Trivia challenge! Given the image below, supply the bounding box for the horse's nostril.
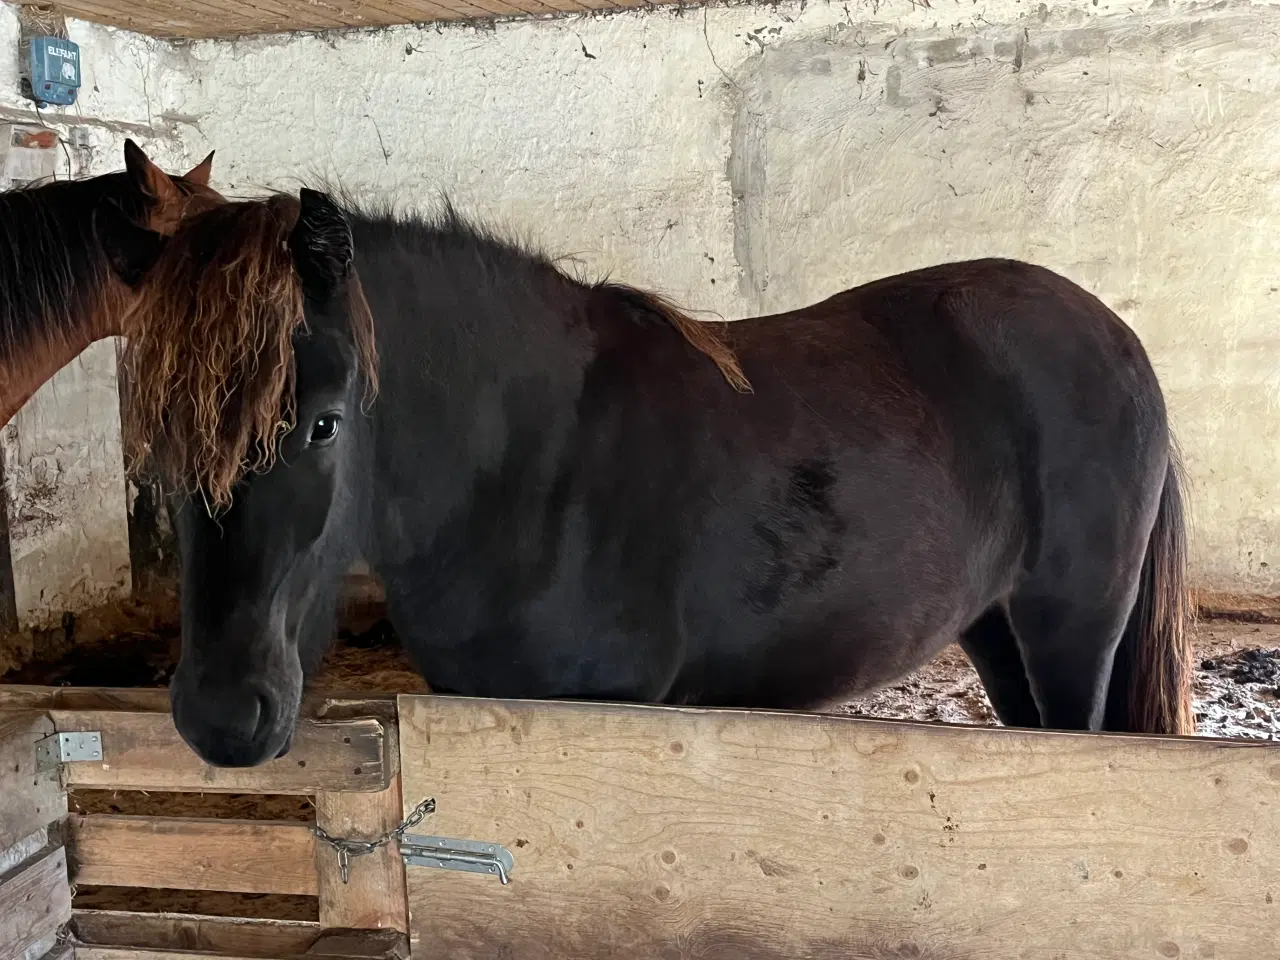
[253,693,275,743]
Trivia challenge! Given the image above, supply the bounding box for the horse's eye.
[309,413,342,445]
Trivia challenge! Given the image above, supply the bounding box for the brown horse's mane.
[346,196,751,391]
[120,193,377,510]
[597,282,751,393]
[122,192,746,508]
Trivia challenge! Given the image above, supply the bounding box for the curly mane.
[120,194,377,509]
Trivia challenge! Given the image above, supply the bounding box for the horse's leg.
[958,605,1042,728]
[1006,571,1144,732]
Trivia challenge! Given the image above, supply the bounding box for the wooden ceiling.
[43,0,660,39]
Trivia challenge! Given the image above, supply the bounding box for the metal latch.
[35,731,102,771]
[401,834,515,884]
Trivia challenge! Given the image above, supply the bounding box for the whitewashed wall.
[0,5,191,628]
[7,0,1280,605]
[167,0,1280,593]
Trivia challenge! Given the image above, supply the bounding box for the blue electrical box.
[26,36,80,107]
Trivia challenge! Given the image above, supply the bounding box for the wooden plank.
[0,688,172,713]
[50,709,390,794]
[70,922,400,960]
[72,910,320,956]
[0,845,72,960]
[398,695,1280,960]
[315,780,409,932]
[0,711,64,852]
[315,714,406,932]
[306,930,408,959]
[75,949,280,960]
[0,686,397,722]
[69,815,318,895]
[1,829,49,876]
[50,0,678,37]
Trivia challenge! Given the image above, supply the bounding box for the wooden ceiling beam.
[39,0,657,39]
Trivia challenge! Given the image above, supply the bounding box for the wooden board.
[397,695,1280,960]
[44,0,668,39]
[0,686,397,723]
[75,949,281,960]
[0,688,174,713]
[69,815,318,895]
[50,709,390,794]
[316,782,409,932]
[0,845,72,960]
[306,930,408,959]
[0,710,64,852]
[70,915,403,960]
[72,910,321,956]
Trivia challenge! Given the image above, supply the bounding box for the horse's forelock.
[122,194,308,510]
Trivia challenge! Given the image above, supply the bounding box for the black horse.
[107,188,1192,768]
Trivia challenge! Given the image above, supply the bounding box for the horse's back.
[666,258,1170,705]
[730,257,1168,520]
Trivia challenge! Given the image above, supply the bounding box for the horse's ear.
[124,139,183,208]
[289,188,354,301]
[183,150,215,187]
[94,198,164,287]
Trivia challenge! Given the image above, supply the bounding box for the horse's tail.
[1107,448,1195,735]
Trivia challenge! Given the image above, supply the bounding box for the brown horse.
[0,140,221,426]
[106,189,1192,768]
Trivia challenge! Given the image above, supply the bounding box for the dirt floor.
[7,595,1279,922]
[835,619,1280,741]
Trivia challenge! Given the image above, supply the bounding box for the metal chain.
[313,795,437,883]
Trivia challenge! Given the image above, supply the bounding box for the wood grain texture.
[0,845,72,960]
[50,709,390,794]
[0,710,64,852]
[0,686,397,723]
[71,921,402,960]
[397,695,1280,960]
[0,687,172,713]
[69,815,319,895]
[75,949,281,960]
[316,777,409,932]
[307,929,409,959]
[72,909,321,955]
[41,0,644,39]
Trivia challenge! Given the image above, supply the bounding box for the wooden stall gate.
[0,687,408,960]
[396,696,1279,960]
[2,687,1278,959]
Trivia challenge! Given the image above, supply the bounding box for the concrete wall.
[6,0,1280,602]
[0,5,193,628]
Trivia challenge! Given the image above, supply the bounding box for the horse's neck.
[0,181,125,427]
[1,310,116,426]
[365,248,592,551]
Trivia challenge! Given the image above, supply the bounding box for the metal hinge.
[401,834,515,884]
[35,730,102,771]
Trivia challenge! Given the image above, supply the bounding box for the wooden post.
[315,774,410,934]
[0,710,71,960]
[0,711,63,855]
[315,721,408,934]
